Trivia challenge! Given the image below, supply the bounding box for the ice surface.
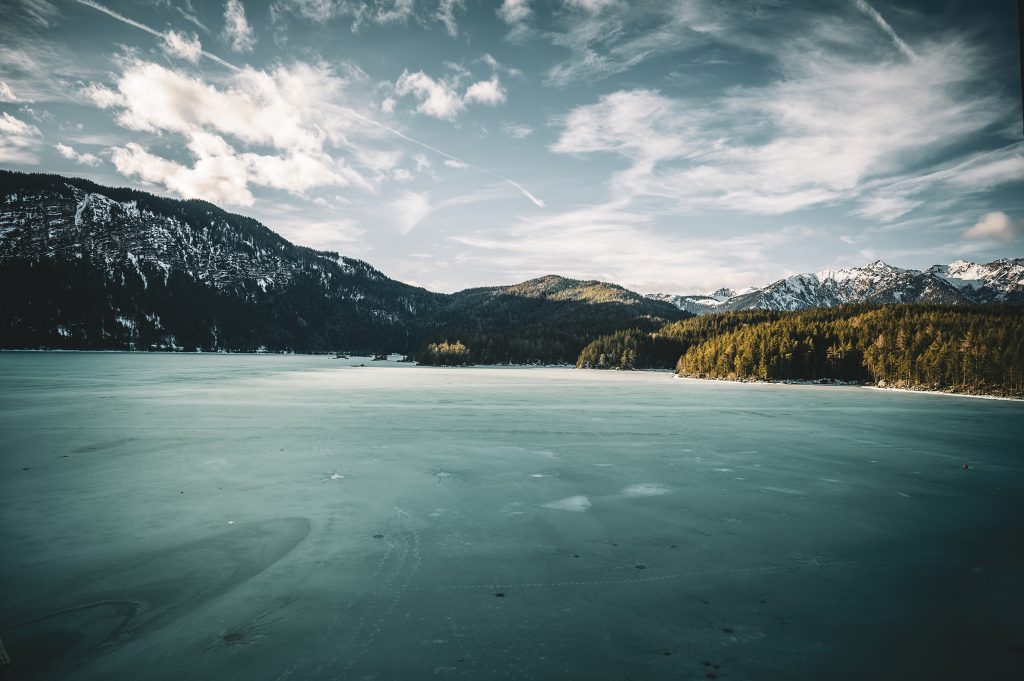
[1,353,1023,680]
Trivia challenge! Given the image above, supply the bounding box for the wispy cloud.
[73,0,239,71]
[550,32,1010,218]
[223,0,257,53]
[0,111,42,163]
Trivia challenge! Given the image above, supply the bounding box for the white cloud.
[392,190,431,234]
[497,0,531,25]
[223,0,257,53]
[394,70,465,119]
[502,123,533,139]
[449,199,803,292]
[463,78,506,106]
[0,82,18,102]
[964,212,1021,242]
[84,59,397,203]
[162,30,203,63]
[55,142,102,166]
[412,153,433,173]
[435,0,464,37]
[566,0,617,13]
[0,111,42,163]
[0,112,40,136]
[13,0,59,27]
[854,194,922,222]
[443,159,468,169]
[551,36,1009,217]
[373,0,414,24]
[391,167,412,182]
[393,70,508,119]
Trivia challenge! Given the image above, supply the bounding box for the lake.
[0,353,1022,680]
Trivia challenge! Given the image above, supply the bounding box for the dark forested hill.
[578,305,1024,397]
[419,275,690,364]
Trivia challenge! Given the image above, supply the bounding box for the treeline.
[578,304,1024,397]
[416,340,470,366]
[577,309,783,369]
[676,304,1024,396]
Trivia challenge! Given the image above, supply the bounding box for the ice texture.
[1,353,1023,680]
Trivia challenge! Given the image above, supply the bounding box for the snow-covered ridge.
[649,258,1024,314]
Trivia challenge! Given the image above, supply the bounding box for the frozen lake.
[1,353,1022,680]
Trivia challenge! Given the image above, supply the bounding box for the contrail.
[73,0,546,208]
[854,0,918,61]
[73,0,238,71]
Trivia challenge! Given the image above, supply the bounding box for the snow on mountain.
[650,258,1024,314]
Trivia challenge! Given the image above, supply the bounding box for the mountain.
[647,287,753,315]
[0,171,441,352]
[0,170,687,358]
[651,259,1024,314]
[421,275,689,364]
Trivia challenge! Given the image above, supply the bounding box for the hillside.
[0,170,688,360]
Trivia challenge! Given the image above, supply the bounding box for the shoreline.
[672,374,1024,402]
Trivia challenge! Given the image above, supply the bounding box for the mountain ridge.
[650,258,1024,314]
[0,170,687,357]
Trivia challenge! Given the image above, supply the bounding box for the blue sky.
[1,0,1021,293]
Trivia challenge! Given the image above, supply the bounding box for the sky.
[0,0,1022,294]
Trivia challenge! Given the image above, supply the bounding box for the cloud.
[162,30,203,63]
[463,78,506,106]
[964,212,1021,242]
[448,199,800,292]
[497,0,531,25]
[566,0,617,13]
[550,33,1010,217]
[502,123,533,139]
[435,0,464,37]
[0,111,42,163]
[55,142,102,166]
[85,59,388,204]
[11,0,60,28]
[394,70,465,119]
[443,159,468,169]
[393,70,507,119]
[374,0,415,25]
[271,0,463,35]
[0,112,40,137]
[854,194,922,222]
[391,167,412,182]
[392,190,431,234]
[223,0,257,53]
[0,82,19,102]
[73,0,239,71]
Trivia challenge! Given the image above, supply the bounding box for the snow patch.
[621,483,670,497]
[542,495,591,512]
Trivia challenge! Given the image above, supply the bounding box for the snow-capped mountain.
[648,287,754,315]
[0,171,441,351]
[650,259,1024,314]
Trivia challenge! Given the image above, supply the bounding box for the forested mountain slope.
[578,305,1024,397]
